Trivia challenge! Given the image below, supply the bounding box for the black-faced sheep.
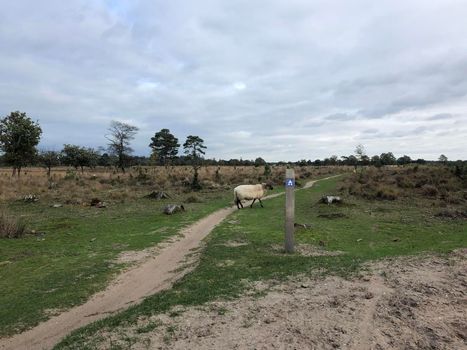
[233,183,274,209]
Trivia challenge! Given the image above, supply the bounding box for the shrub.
[375,186,398,200]
[185,195,202,203]
[64,169,77,180]
[421,184,438,197]
[0,211,27,238]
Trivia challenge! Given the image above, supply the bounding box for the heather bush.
[340,165,465,203]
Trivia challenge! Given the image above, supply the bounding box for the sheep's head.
[262,182,274,190]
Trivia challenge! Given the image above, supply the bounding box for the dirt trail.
[0,176,336,350]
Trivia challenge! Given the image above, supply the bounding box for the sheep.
[233,183,273,209]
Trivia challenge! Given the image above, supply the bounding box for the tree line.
[0,111,207,177]
[0,111,462,177]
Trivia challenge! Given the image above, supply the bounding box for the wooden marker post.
[285,168,295,253]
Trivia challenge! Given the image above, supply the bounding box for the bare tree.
[106,121,138,172]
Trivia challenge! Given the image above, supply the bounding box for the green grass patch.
[55,175,466,349]
[0,190,232,336]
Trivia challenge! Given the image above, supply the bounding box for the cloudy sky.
[1,0,466,161]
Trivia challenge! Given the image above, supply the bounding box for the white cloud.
[233,82,246,91]
[1,0,466,160]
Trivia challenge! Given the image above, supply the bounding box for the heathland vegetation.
[0,110,466,348]
[54,172,466,349]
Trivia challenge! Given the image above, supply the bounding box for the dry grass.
[0,211,27,238]
[340,165,467,206]
[0,165,348,203]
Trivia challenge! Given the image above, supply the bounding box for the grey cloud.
[325,113,357,121]
[1,0,467,160]
[425,113,454,121]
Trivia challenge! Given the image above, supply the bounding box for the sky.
[1,0,466,161]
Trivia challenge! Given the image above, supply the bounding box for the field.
[1,165,466,349]
[0,165,341,337]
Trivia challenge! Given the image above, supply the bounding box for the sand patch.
[92,250,466,350]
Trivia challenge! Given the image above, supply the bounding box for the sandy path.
[0,176,337,350]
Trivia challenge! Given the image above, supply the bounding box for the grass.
[0,190,232,337]
[0,164,343,337]
[54,175,467,349]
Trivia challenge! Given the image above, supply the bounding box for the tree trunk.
[12,167,16,177]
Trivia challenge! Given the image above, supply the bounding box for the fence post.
[285,168,295,253]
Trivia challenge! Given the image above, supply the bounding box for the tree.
[341,155,358,167]
[61,144,99,172]
[39,150,60,177]
[183,135,207,190]
[149,128,180,167]
[371,155,382,167]
[106,121,138,172]
[380,152,396,166]
[98,152,113,167]
[254,157,266,167]
[438,154,448,164]
[397,155,412,165]
[329,155,339,165]
[0,111,42,176]
[183,135,207,161]
[354,144,366,163]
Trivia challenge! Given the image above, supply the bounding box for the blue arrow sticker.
[285,178,295,187]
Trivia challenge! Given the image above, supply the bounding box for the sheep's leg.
[237,198,243,209]
[250,198,256,208]
[258,198,264,208]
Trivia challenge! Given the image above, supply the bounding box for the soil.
[0,177,337,350]
[94,249,467,350]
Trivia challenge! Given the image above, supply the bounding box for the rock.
[163,204,185,215]
[144,191,171,200]
[356,238,363,242]
[51,204,62,208]
[95,202,107,208]
[294,223,312,229]
[320,196,342,205]
[23,194,39,203]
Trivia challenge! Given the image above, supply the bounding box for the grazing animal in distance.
[233,183,274,209]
